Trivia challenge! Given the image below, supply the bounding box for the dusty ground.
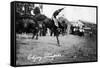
[16,34,97,65]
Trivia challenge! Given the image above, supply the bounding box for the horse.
[42,18,63,46]
[16,16,40,40]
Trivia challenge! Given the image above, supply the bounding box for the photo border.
[10,1,98,67]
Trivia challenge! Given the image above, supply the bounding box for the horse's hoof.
[32,37,34,39]
[57,44,61,47]
[36,38,38,40]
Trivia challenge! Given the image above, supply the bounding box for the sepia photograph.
[11,1,97,66]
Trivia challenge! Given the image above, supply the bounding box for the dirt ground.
[16,34,97,65]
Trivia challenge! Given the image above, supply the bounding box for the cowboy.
[52,8,64,27]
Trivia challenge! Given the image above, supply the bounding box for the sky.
[42,4,96,24]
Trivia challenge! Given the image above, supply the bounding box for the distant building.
[71,20,84,28]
